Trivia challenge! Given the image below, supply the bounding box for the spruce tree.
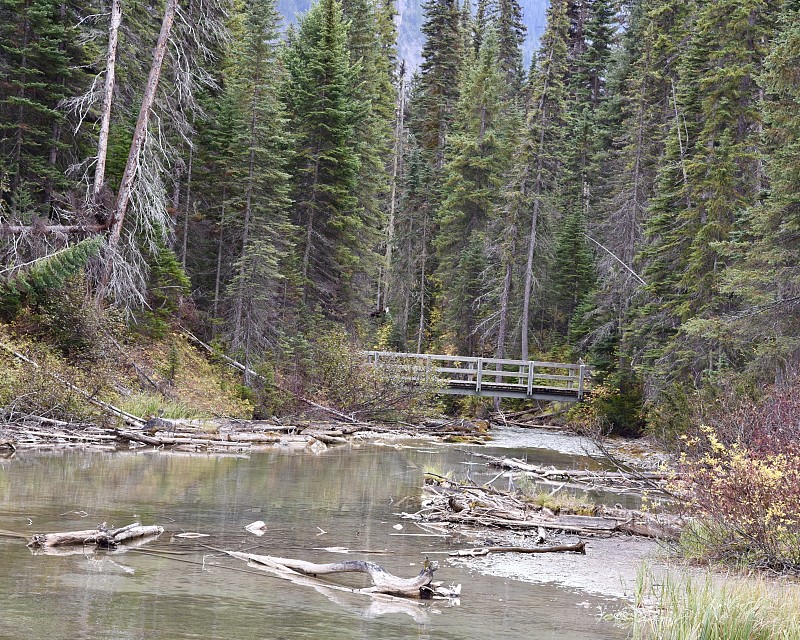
[633,0,777,383]
[508,0,570,359]
[389,135,436,351]
[496,0,526,92]
[717,0,800,378]
[0,0,90,216]
[219,0,294,377]
[417,0,463,169]
[284,0,364,320]
[341,0,398,313]
[434,30,511,354]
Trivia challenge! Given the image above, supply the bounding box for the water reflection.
[0,444,627,639]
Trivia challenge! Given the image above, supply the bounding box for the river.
[0,429,651,639]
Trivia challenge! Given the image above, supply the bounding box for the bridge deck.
[365,351,591,402]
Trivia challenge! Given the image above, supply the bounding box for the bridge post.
[476,357,483,393]
[578,362,586,400]
[527,362,535,396]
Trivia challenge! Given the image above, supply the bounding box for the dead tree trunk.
[106,0,178,254]
[93,0,122,201]
[28,522,163,548]
[382,64,406,309]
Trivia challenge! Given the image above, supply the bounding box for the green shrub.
[307,328,436,421]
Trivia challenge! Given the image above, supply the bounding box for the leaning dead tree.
[106,0,177,256]
[2,0,226,311]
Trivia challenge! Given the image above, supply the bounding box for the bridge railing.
[364,351,591,400]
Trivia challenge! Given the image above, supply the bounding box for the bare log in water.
[224,551,447,598]
[28,522,164,548]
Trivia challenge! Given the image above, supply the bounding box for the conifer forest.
[1,0,799,436]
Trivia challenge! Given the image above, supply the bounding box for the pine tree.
[551,204,595,330]
[633,0,778,383]
[508,0,570,359]
[417,0,463,169]
[389,135,436,351]
[0,0,90,216]
[496,0,526,92]
[217,0,293,378]
[191,80,245,322]
[341,0,398,313]
[284,0,364,319]
[717,0,800,378]
[627,0,700,376]
[434,30,512,354]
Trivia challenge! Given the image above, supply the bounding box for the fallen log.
[449,542,586,557]
[0,342,146,427]
[310,433,349,446]
[27,522,164,548]
[116,430,252,448]
[224,551,443,597]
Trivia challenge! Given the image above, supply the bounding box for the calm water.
[0,437,628,640]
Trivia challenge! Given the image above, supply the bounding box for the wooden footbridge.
[365,351,592,402]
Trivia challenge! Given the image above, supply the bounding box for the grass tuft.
[630,565,800,639]
[116,392,204,420]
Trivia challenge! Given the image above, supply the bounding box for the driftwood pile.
[401,474,683,542]
[463,450,680,497]
[0,335,495,454]
[0,415,494,454]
